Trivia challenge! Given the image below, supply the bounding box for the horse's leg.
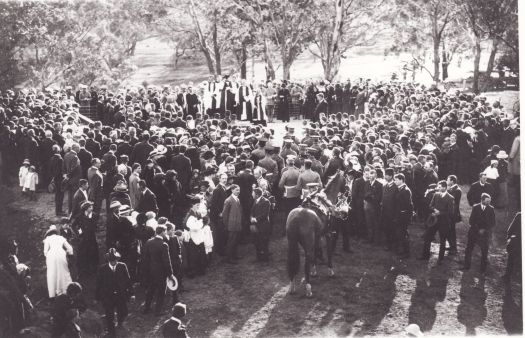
[303,231,315,298]
[311,234,318,276]
[326,232,335,277]
[287,231,300,295]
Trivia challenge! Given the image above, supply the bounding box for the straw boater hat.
[114,180,128,192]
[496,150,508,159]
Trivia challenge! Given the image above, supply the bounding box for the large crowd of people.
[0,76,521,337]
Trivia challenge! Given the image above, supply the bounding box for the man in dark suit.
[381,168,398,250]
[166,222,183,303]
[419,180,454,263]
[250,188,272,262]
[71,179,89,222]
[142,225,175,315]
[170,145,192,193]
[77,139,93,179]
[363,167,383,244]
[222,184,243,263]
[130,133,154,167]
[95,248,134,336]
[467,172,495,206]
[101,144,118,174]
[63,143,82,214]
[39,130,57,188]
[323,147,344,184]
[313,93,328,122]
[136,179,159,215]
[446,175,462,255]
[87,158,104,220]
[234,160,257,239]
[209,173,229,256]
[161,303,188,338]
[394,173,413,258]
[51,282,86,338]
[85,131,101,159]
[351,168,367,239]
[116,135,133,158]
[49,145,65,216]
[461,193,495,272]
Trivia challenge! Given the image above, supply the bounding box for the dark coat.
[395,184,413,216]
[161,317,188,338]
[250,197,271,233]
[95,262,133,302]
[381,181,398,220]
[364,179,383,207]
[136,188,159,214]
[467,181,495,206]
[209,184,229,221]
[469,203,495,231]
[313,100,328,121]
[77,148,93,179]
[142,236,174,281]
[351,177,366,208]
[130,141,154,167]
[171,154,192,193]
[448,185,462,223]
[85,138,101,159]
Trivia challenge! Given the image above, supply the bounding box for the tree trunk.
[240,44,247,79]
[325,0,344,82]
[282,56,292,80]
[263,38,275,81]
[486,39,499,74]
[472,35,481,94]
[432,38,440,83]
[212,12,221,75]
[202,48,216,75]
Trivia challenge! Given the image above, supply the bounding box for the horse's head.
[324,170,346,204]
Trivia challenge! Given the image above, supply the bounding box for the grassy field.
[1,175,521,337]
[125,37,500,88]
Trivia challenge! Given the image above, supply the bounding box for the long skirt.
[185,241,207,276]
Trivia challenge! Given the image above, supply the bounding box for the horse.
[286,169,347,297]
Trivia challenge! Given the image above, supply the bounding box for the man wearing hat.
[161,302,189,338]
[95,248,134,336]
[296,159,322,200]
[419,180,454,263]
[279,157,301,214]
[280,138,298,159]
[258,145,278,185]
[87,158,104,221]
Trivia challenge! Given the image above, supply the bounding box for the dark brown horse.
[286,169,347,297]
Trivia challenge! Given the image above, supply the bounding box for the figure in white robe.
[44,233,73,298]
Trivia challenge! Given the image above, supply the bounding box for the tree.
[232,0,318,80]
[392,0,457,83]
[309,0,390,81]
[456,0,517,92]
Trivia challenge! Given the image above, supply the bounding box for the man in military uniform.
[280,138,298,159]
[296,159,322,199]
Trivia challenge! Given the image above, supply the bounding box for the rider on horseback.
[302,183,333,217]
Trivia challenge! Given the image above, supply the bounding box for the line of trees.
[0,0,518,92]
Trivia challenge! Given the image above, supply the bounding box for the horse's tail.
[287,235,300,281]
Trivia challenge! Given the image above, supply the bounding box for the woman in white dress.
[43,225,73,298]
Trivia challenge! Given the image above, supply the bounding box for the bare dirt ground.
[0,166,522,337]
